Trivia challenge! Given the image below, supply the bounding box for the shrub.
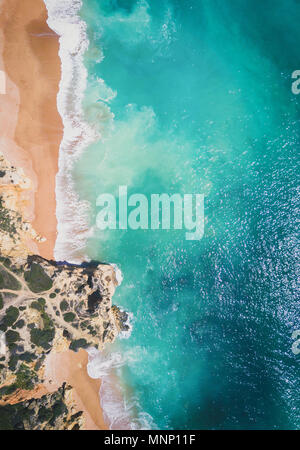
[34,355,45,372]
[19,352,35,363]
[63,312,75,323]
[59,300,68,312]
[5,306,19,326]
[24,263,53,293]
[0,384,17,399]
[0,267,21,291]
[8,354,19,371]
[15,364,35,390]
[30,301,43,312]
[41,312,54,330]
[30,328,54,350]
[14,320,25,329]
[38,407,53,422]
[69,339,88,352]
[52,400,67,420]
[6,330,20,345]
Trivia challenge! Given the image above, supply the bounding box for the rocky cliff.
[0,382,84,430]
[0,153,127,429]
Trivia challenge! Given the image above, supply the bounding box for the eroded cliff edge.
[0,153,127,429]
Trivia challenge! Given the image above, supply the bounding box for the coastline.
[44,350,107,430]
[0,0,107,430]
[0,0,60,260]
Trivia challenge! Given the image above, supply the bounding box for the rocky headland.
[0,153,127,429]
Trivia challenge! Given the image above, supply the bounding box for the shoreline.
[44,349,107,430]
[0,0,61,260]
[0,0,107,430]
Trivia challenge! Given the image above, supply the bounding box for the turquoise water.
[75,0,299,429]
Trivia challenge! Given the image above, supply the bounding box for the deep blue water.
[75,0,299,429]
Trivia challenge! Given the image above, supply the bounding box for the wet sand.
[0,0,61,260]
[45,349,108,430]
[0,0,107,430]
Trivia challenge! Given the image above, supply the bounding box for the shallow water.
[72,0,299,429]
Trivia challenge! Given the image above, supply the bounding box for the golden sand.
[0,0,107,430]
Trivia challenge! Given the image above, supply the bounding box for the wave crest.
[87,348,156,430]
[44,0,98,264]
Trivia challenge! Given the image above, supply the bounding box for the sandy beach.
[0,0,107,430]
[44,350,108,430]
[0,0,60,260]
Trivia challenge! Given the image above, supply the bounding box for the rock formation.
[0,153,127,429]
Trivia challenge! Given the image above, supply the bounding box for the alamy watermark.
[96,186,205,241]
[291,70,300,94]
[292,330,300,355]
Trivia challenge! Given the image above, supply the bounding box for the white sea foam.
[119,311,134,340]
[44,0,97,264]
[111,263,124,286]
[87,348,156,430]
[43,0,149,430]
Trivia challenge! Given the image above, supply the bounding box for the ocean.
[45,0,299,429]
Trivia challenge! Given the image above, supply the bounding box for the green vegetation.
[0,402,31,430]
[0,383,17,399]
[0,295,3,310]
[0,306,19,331]
[6,306,19,325]
[15,364,36,390]
[24,263,53,293]
[59,300,68,312]
[1,259,23,276]
[6,330,20,345]
[38,400,67,426]
[63,312,75,323]
[49,293,56,298]
[0,266,21,291]
[30,301,43,312]
[8,354,19,371]
[28,297,55,350]
[1,258,11,268]
[0,197,17,236]
[19,352,36,363]
[52,400,67,421]
[38,406,53,422]
[30,297,47,312]
[34,355,45,372]
[30,328,55,350]
[14,320,25,329]
[69,339,88,352]
[41,311,54,330]
[80,320,89,330]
